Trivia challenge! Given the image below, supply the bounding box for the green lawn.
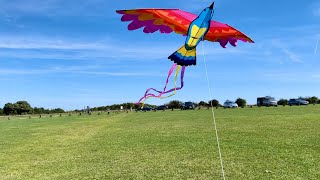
[0,106,319,179]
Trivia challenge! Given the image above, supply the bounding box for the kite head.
[199,2,215,21]
[209,2,214,9]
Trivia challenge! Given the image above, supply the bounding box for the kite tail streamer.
[143,65,185,101]
[136,64,186,106]
[144,65,180,102]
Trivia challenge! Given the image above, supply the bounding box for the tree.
[166,100,183,109]
[306,96,318,104]
[199,101,208,107]
[3,103,15,115]
[33,107,42,114]
[51,108,65,113]
[14,101,32,115]
[235,98,247,107]
[124,103,135,109]
[277,99,288,106]
[33,107,47,114]
[0,108,3,116]
[97,106,107,111]
[208,99,220,107]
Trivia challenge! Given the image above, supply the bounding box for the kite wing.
[204,21,254,48]
[116,9,197,35]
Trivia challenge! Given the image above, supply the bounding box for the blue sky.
[0,0,319,110]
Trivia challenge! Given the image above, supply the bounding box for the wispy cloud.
[0,34,252,62]
[0,9,25,28]
[0,36,107,50]
[0,69,46,75]
[0,66,163,77]
[73,71,162,77]
[282,48,302,63]
[0,35,174,60]
[271,39,303,63]
[0,10,15,22]
[262,72,298,82]
[262,71,320,82]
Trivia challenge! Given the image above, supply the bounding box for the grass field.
[0,106,319,179]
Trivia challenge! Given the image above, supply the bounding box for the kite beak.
[209,2,214,9]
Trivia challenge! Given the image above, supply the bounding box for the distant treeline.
[85,100,223,111]
[84,101,220,111]
[0,101,65,116]
[75,103,157,112]
[2,96,319,116]
[87,96,320,111]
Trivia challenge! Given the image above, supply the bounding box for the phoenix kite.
[116,2,254,105]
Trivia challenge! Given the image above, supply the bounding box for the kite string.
[201,41,226,180]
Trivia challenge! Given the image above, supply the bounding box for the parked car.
[137,106,154,111]
[181,102,195,110]
[257,96,278,107]
[156,105,168,111]
[288,99,309,106]
[223,100,238,108]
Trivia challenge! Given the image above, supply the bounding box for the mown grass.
[0,106,319,179]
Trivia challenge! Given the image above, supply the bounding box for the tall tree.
[307,96,318,104]
[3,103,15,115]
[208,99,220,107]
[236,98,247,107]
[199,101,208,107]
[278,99,288,106]
[166,100,183,109]
[14,101,32,115]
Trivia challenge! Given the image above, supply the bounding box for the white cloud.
[282,49,302,63]
[73,71,162,77]
[271,39,303,63]
[0,35,174,60]
[262,72,320,82]
[0,36,107,50]
[0,24,316,65]
[0,66,163,77]
[0,34,252,62]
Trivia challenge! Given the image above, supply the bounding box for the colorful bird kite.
[116,2,254,105]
